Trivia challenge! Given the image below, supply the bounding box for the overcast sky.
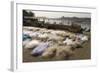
[29,10,91,18]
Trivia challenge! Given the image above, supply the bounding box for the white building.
[36,17,72,25]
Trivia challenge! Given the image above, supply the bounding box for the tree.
[23,10,28,16]
[23,10,35,17]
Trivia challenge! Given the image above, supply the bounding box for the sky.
[28,10,91,18]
